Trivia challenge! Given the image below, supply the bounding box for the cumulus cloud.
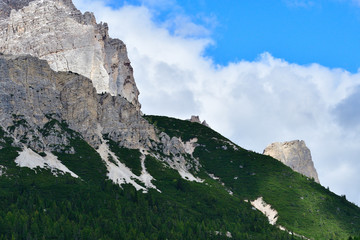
[73,0,360,205]
[162,15,212,37]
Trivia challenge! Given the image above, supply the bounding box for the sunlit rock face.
[263,140,320,183]
[0,0,140,109]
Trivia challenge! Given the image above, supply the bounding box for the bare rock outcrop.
[263,140,320,183]
[188,115,210,128]
[0,54,156,152]
[0,0,140,109]
[189,116,201,123]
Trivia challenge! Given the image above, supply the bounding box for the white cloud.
[162,15,212,37]
[73,0,360,206]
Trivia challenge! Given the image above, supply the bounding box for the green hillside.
[145,115,360,240]
[0,115,359,239]
[0,124,294,240]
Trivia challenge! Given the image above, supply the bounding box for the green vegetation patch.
[54,136,107,184]
[7,114,29,134]
[0,127,20,169]
[144,115,229,143]
[0,142,297,240]
[105,138,142,176]
[144,155,297,240]
[40,114,79,138]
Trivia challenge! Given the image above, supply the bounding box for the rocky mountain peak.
[263,140,320,183]
[0,0,140,109]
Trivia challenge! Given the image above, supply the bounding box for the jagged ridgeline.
[0,0,359,239]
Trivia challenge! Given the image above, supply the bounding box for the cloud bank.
[73,0,360,205]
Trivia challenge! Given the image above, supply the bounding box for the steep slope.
[0,122,298,239]
[145,115,360,240]
[264,140,320,183]
[0,0,140,108]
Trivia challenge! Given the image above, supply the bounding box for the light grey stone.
[263,140,320,183]
[188,115,210,128]
[189,115,201,124]
[0,0,140,109]
[0,54,156,152]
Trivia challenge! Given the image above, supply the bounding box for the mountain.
[0,0,359,239]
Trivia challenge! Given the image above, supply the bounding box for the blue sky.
[74,0,360,205]
[104,0,360,72]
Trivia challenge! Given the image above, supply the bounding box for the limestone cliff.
[0,0,140,109]
[263,140,320,183]
[0,54,155,152]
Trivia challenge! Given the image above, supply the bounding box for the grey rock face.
[189,116,201,124]
[201,120,210,128]
[0,0,140,109]
[188,115,210,128]
[263,140,320,183]
[0,0,33,19]
[157,132,201,179]
[0,0,77,19]
[0,54,156,152]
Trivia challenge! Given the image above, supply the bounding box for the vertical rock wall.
[0,54,156,151]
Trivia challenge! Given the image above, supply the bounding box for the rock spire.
[263,140,320,183]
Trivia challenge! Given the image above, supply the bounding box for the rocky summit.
[263,140,320,183]
[0,0,140,109]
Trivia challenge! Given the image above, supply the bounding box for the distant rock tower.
[263,140,320,183]
[188,115,210,128]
